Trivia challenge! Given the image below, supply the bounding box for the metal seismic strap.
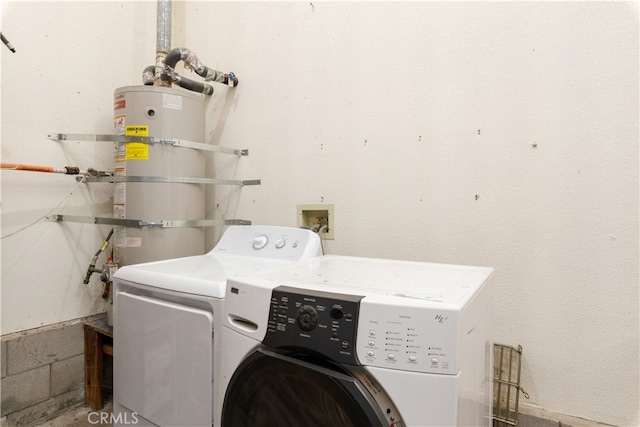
[48,133,249,156]
[45,215,251,228]
[78,175,261,186]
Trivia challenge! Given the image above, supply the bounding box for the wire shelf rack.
[493,343,529,427]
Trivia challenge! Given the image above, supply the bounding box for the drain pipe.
[154,0,172,87]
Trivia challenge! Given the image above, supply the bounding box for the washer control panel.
[356,299,458,374]
[210,225,322,260]
[263,286,363,365]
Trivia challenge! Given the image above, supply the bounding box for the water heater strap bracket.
[48,133,249,156]
[78,175,260,186]
[46,215,251,228]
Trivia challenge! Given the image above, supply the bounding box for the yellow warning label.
[125,125,149,136]
[126,143,149,160]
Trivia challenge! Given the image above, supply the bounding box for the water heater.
[112,85,206,266]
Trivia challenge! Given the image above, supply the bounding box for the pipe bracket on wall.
[45,215,251,228]
[77,175,260,186]
[48,133,249,156]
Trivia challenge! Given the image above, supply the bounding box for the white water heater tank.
[112,85,206,266]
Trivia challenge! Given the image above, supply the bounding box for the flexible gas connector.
[83,228,114,284]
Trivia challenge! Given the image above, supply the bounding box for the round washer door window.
[222,347,391,427]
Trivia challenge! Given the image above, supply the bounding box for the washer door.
[222,347,400,427]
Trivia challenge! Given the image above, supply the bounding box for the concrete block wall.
[0,314,105,426]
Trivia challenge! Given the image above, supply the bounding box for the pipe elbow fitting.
[142,65,155,85]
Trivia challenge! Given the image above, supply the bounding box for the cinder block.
[4,388,84,427]
[1,339,6,379]
[51,354,85,397]
[0,365,50,416]
[5,321,84,376]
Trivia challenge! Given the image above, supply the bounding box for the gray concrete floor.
[35,401,112,427]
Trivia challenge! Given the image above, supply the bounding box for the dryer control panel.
[263,286,363,365]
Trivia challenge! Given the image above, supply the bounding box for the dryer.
[219,255,493,427]
[112,225,322,427]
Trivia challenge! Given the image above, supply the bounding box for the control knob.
[252,235,268,249]
[296,305,318,332]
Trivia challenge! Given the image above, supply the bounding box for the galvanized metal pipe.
[156,0,171,53]
[155,0,172,86]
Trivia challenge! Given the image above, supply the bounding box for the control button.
[296,305,318,332]
[368,340,375,346]
[341,340,350,349]
[431,357,439,364]
[252,235,268,249]
[275,238,286,249]
[367,350,375,357]
[387,353,396,360]
[369,330,376,336]
[409,355,417,362]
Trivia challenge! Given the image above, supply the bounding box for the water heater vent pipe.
[154,0,172,87]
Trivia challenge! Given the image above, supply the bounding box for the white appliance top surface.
[241,255,493,306]
[115,253,291,298]
[113,225,322,298]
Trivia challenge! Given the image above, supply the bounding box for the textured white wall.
[190,2,639,426]
[1,2,637,426]
[1,1,156,332]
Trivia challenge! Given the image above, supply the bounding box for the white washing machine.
[219,255,494,427]
[112,225,322,427]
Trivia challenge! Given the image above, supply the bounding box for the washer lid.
[113,225,322,298]
[114,253,289,298]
